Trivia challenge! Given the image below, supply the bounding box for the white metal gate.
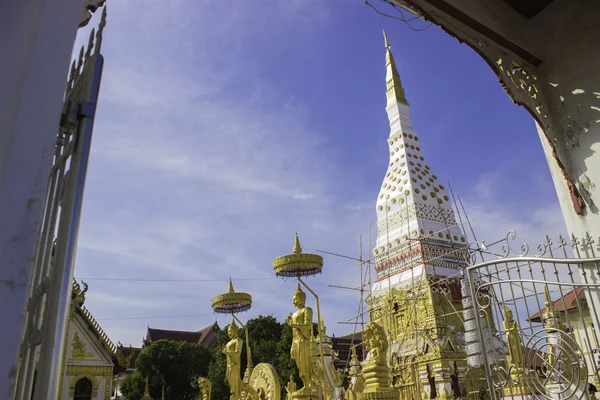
[465,231,600,400]
[13,7,108,400]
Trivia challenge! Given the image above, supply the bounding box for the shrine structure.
[365,31,488,400]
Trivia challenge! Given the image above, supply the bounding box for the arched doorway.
[73,377,93,400]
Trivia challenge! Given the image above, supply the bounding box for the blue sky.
[73,0,566,347]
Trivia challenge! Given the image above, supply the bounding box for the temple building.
[366,32,486,400]
[52,280,219,399]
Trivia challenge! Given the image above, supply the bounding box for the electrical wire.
[94,281,291,321]
[365,0,433,32]
[96,313,214,321]
[75,276,278,282]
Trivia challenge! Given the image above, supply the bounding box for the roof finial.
[228,278,235,293]
[383,31,409,106]
[544,285,552,308]
[293,232,302,254]
[383,29,390,49]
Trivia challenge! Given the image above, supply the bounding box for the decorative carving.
[73,280,88,307]
[247,363,281,400]
[71,331,89,359]
[115,343,135,369]
[288,284,315,395]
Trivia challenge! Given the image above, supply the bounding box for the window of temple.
[73,377,93,400]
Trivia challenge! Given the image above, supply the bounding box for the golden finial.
[293,283,306,300]
[293,233,302,254]
[383,29,390,49]
[228,278,235,294]
[544,285,552,308]
[142,376,151,399]
[162,385,165,400]
[229,317,239,331]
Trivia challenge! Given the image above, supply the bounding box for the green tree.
[120,339,213,400]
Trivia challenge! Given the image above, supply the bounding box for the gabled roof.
[198,322,220,346]
[71,280,135,370]
[144,322,220,348]
[331,331,364,368]
[528,286,586,322]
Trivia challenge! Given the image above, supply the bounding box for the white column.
[537,120,600,339]
[0,0,80,396]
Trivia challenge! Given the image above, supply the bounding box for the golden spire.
[293,232,302,254]
[383,30,409,106]
[162,385,165,400]
[142,376,151,399]
[228,278,235,294]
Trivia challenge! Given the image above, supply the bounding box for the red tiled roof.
[528,286,585,322]
[332,331,364,368]
[198,322,219,346]
[144,322,220,347]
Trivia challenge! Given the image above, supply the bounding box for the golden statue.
[288,284,315,394]
[362,322,390,390]
[285,374,297,400]
[198,377,212,400]
[223,320,244,400]
[503,307,523,370]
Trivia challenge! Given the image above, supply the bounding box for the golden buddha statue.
[288,284,315,394]
[503,307,523,371]
[286,373,297,400]
[362,322,390,391]
[223,320,244,400]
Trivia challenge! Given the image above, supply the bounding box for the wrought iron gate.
[13,8,107,400]
[466,231,600,400]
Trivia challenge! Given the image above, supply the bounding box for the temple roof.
[71,280,138,370]
[528,286,586,322]
[144,322,220,347]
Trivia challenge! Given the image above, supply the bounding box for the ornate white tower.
[372,32,468,295]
